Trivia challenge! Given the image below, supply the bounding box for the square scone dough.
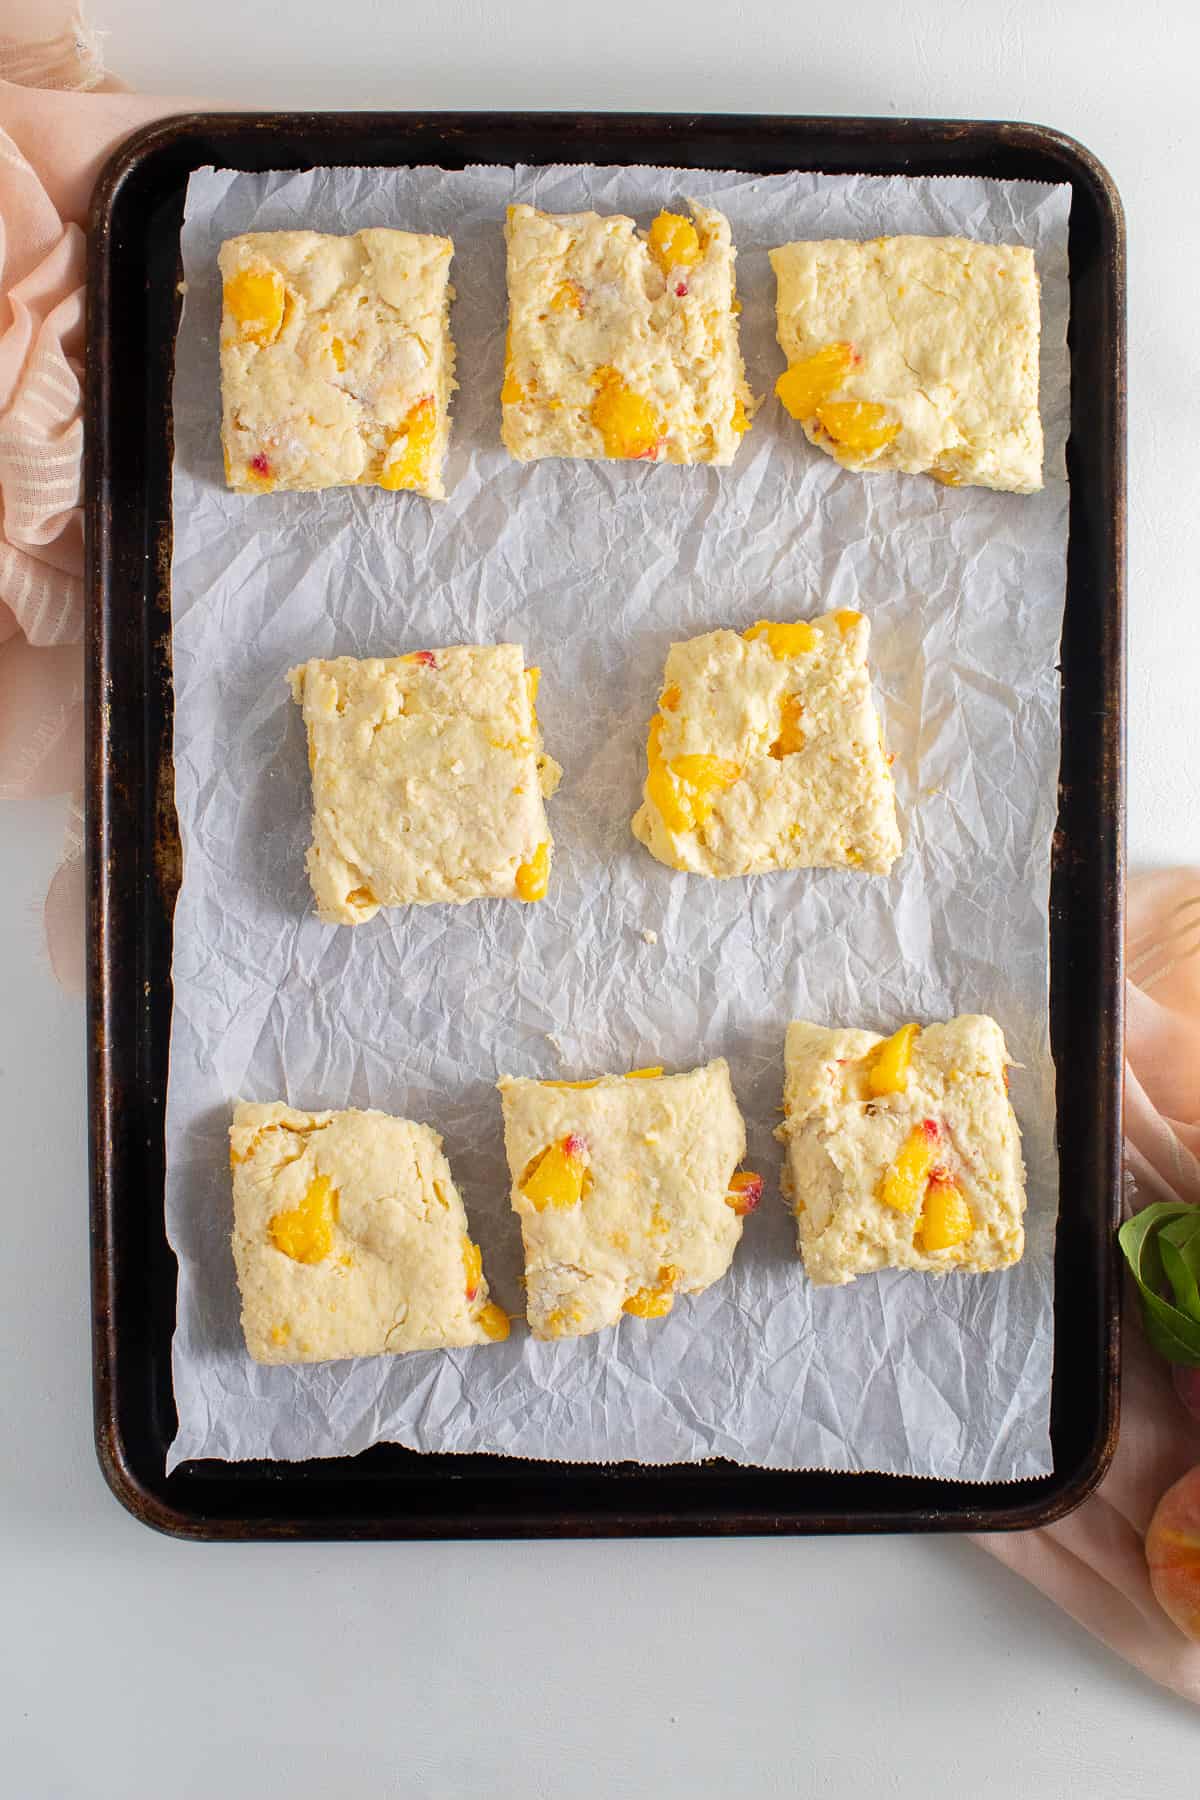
[631,609,901,878]
[770,235,1042,494]
[502,201,754,466]
[289,645,562,923]
[777,1016,1027,1287]
[230,1102,510,1363]
[219,228,455,498]
[497,1061,757,1340]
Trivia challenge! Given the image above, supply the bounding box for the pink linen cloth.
[4,9,1200,1705]
[976,868,1200,1704]
[0,12,185,991]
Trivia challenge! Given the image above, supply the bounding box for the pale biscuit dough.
[631,609,901,878]
[498,1061,749,1339]
[770,235,1042,493]
[502,200,754,466]
[289,645,562,923]
[230,1101,507,1363]
[219,228,455,498]
[777,1016,1027,1286]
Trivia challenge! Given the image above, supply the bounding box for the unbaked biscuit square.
[230,1101,509,1363]
[502,201,754,466]
[289,645,561,923]
[631,608,901,878]
[770,235,1042,494]
[776,1016,1027,1287]
[219,227,455,498]
[498,1060,755,1340]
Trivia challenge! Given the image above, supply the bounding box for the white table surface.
[5,1,1198,1792]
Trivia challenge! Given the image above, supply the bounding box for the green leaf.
[1118,1201,1195,1277]
[1161,1238,1200,1324]
[1162,1212,1200,1283]
[1118,1202,1200,1366]
[1160,1218,1200,1324]
[1140,1290,1200,1366]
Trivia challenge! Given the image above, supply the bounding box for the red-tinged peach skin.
[727,1171,763,1216]
[1146,1467,1200,1642]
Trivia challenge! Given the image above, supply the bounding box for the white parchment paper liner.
[165,162,1070,1479]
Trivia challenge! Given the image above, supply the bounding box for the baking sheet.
[165,161,1070,1479]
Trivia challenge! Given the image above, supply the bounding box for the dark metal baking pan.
[86,112,1125,1538]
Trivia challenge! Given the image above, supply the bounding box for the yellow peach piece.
[521,1134,589,1211]
[868,1023,921,1097]
[835,608,862,634]
[378,396,438,492]
[515,839,551,901]
[916,1176,973,1252]
[462,1236,483,1301]
[478,1301,511,1342]
[879,1121,941,1214]
[769,694,806,759]
[501,329,525,405]
[743,620,818,659]
[223,268,286,346]
[590,367,662,459]
[775,342,855,419]
[647,211,702,273]
[646,759,691,833]
[815,400,901,458]
[731,395,751,435]
[269,1173,338,1264]
[659,683,681,712]
[625,1067,664,1080]
[666,753,743,831]
[645,717,742,829]
[622,1264,679,1318]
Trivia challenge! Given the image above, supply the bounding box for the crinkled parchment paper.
[165,162,1070,1478]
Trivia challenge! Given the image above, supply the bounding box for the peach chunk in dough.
[916,1174,973,1251]
[868,1023,921,1097]
[775,342,855,419]
[878,1120,940,1214]
[223,267,286,346]
[622,1265,679,1318]
[378,396,438,492]
[647,211,702,274]
[590,367,662,459]
[520,1134,589,1210]
[815,400,900,459]
[268,1173,338,1264]
[516,840,551,901]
